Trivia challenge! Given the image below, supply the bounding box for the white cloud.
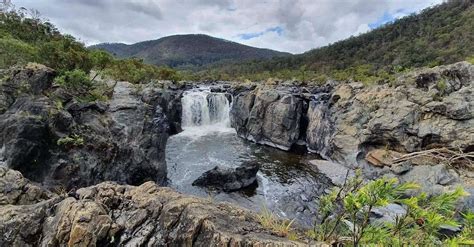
[13,0,443,53]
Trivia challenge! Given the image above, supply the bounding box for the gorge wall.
[230,61,474,167]
[0,63,183,190]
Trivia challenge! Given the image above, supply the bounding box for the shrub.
[308,170,472,246]
[0,36,38,68]
[436,79,448,94]
[54,69,110,102]
[57,134,84,148]
[54,69,92,91]
[467,56,474,65]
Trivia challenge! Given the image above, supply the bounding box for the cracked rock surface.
[0,167,308,247]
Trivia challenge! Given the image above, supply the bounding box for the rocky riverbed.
[229,61,474,209]
[0,61,473,246]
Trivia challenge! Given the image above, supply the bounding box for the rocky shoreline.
[0,167,306,246]
[229,62,474,208]
[0,61,473,246]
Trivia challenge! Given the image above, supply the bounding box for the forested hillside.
[0,6,183,85]
[201,0,474,82]
[91,34,289,70]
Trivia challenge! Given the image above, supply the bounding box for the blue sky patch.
[369,9,407,29]
[369,12,394,29]
[239,26,284,40]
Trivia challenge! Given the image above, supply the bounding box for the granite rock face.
[0,167,306,247]
[0,64,183,189]
[305,61,473,165]
[231,62,473,166]
[230,87,305,150]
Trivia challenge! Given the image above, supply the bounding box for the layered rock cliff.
[0,63,182,190]
[230,62,474,166]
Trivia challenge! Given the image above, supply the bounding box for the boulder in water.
[192,161,260,192]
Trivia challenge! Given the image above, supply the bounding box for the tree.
[89,49,113,81]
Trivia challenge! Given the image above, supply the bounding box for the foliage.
[54,69,108,102]
[199,1,474,82]
[104,58,183,84]
[257,205,297,240]
[308,171,472,246]
[0,6,184,84]
[467,56,474,65]
[91,34,289,70]
[57,134,84,148]
[0,35,37,68]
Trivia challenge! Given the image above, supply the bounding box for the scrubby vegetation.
[306,171,473,246]
[0,3,184,85]
[57,134,84,148]
[198,0,474,83]
[257,171,473,245]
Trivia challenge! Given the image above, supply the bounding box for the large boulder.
[192,161,260,192]
[0,167,308,246]
[0,65,183,190]
[230,88,304,150]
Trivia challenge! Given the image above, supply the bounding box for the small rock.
[390,161,413,175]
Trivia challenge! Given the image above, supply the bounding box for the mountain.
[206,0,474,81]
[90,34,290,70]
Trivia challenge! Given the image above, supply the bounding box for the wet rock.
[192,162,260,192]
[0,168,306,246]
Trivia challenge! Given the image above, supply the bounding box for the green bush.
[57,134,84,147]
[54,69,109,102]
[54,69,92,91]
[0,36,38,68]
[308,170,473,246]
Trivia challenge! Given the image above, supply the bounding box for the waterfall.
[181,88,231,129]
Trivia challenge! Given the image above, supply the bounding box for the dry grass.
[258,205,297,239]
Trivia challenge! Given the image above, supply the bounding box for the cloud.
[238,26,283,40]
[13,0,443,53]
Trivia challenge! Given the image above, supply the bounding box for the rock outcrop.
[231,62,474,166]
[305,61,474,166]
[192,161,260,192]
[230,88,305,150]
[0,167,306,247]
[0,64,182,190]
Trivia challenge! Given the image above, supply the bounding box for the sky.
[12,0,443,54]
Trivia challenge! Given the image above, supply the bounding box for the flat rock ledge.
[0,167,319,247]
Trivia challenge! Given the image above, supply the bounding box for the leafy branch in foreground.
[308,170,472,246]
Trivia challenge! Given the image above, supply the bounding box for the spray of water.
[180,88,233,135]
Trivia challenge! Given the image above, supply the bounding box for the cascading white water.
[181,88,231,129]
